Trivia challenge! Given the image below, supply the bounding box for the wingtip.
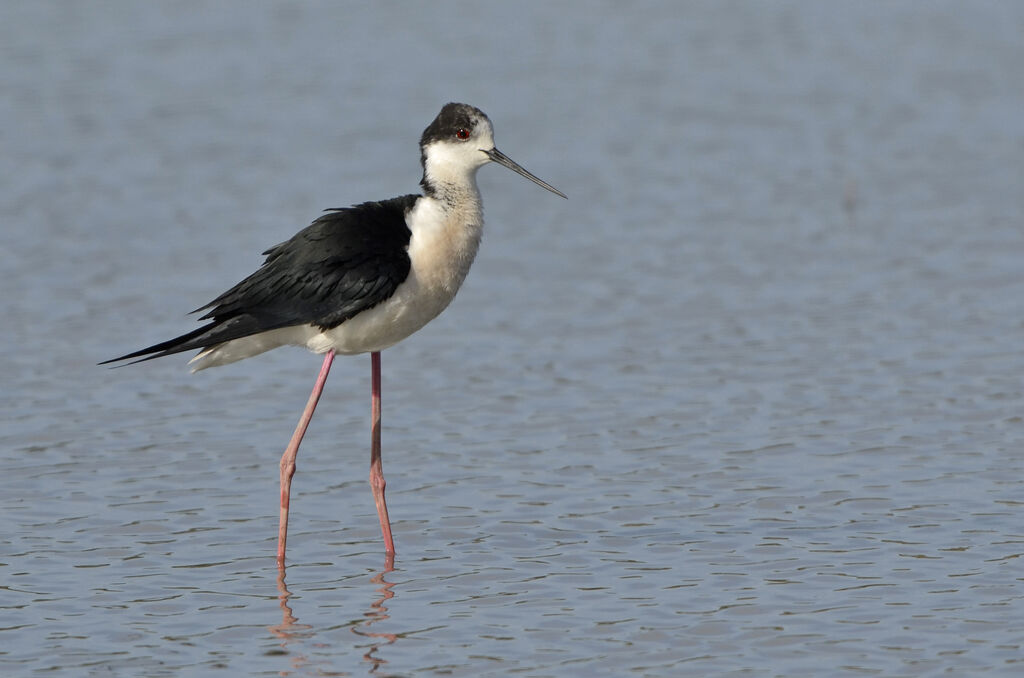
[98,354,134,367]
[98,353,163,368]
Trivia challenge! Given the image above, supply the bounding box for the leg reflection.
[268,565,315,675]
[352,553,398,672]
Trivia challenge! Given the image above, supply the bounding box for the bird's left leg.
[277,350,336,566]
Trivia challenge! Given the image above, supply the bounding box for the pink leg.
[370,351,396,555]
[277,350,336,566]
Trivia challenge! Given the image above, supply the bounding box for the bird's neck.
[419,155,483,206]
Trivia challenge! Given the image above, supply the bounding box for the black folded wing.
[101,195,416,365]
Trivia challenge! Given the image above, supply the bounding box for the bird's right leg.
[369,351,396,556]
[277,350,336,566]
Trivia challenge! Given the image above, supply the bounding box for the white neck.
[420,139,490,202]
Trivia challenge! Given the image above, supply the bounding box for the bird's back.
[197,196,417,331]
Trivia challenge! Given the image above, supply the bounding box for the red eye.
[455,128,470,140]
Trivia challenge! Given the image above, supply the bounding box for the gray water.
[3,1,1023,676]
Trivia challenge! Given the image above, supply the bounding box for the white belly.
[307,267,461,355]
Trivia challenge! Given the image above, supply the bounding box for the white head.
[419,103,566,200]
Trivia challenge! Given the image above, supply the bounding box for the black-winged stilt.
[102,103,565,564]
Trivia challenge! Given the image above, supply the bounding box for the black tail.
[99,315,286,367]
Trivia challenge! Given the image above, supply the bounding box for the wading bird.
[102,103,566,564]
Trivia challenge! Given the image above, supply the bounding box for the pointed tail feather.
[99,315,290,367]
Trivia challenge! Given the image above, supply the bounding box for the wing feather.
[102,195,416,365]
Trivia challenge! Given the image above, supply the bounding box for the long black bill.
[485,148,567,199]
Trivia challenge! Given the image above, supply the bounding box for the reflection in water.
[352,553,398,673]
[268,556,398,676]
[268,567,315,676]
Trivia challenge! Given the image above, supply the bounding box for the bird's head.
[419,102,566,199]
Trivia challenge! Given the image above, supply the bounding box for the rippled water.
[3,1,1023,676]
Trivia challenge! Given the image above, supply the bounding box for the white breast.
[307,193,483,355]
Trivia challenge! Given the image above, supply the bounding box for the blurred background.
[2,2,1023,676]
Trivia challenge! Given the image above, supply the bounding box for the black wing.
[101,195,416,365]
